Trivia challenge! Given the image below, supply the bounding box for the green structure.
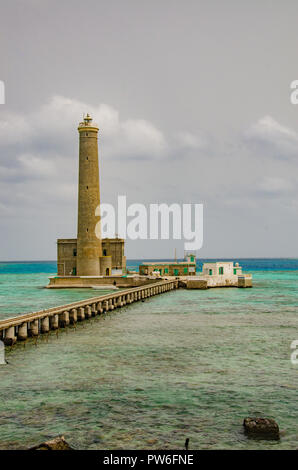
[139,254,196,277]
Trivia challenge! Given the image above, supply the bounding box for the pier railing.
[0,279,179,346]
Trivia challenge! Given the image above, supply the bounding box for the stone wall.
[57,239,77,276]
[186,279,208,289]
[102,238,126,270]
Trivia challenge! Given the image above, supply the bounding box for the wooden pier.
[0,279,178,346]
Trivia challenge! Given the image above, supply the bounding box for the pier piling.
[41,317,49,334]
[18,322,28,341]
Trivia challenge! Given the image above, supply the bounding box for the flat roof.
[203,261,235,265]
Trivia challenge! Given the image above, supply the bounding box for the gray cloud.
[0,96,297,261]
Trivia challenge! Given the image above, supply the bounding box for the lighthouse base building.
[57,237,126,277]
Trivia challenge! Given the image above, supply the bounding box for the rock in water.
[29,435,74,450]
[243,418,280,440]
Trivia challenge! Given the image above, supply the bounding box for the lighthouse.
[53,115,126,284]
[76,114,102,276]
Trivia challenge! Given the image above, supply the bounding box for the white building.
[202,261,242,277]
[192,261,251,288]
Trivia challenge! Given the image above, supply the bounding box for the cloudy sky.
[0,0,298,260]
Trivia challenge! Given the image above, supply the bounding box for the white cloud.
[245,115,298,159]
[119,119,168,159]
[250,115,297,139]
[0,95,169,162]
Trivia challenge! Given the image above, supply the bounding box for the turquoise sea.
[0,259,297,450]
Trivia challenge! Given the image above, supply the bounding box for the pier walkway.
[0,279,178,346]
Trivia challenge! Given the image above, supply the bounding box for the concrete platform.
[47,275,158,289]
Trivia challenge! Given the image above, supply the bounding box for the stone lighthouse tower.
[76,114,102,276]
